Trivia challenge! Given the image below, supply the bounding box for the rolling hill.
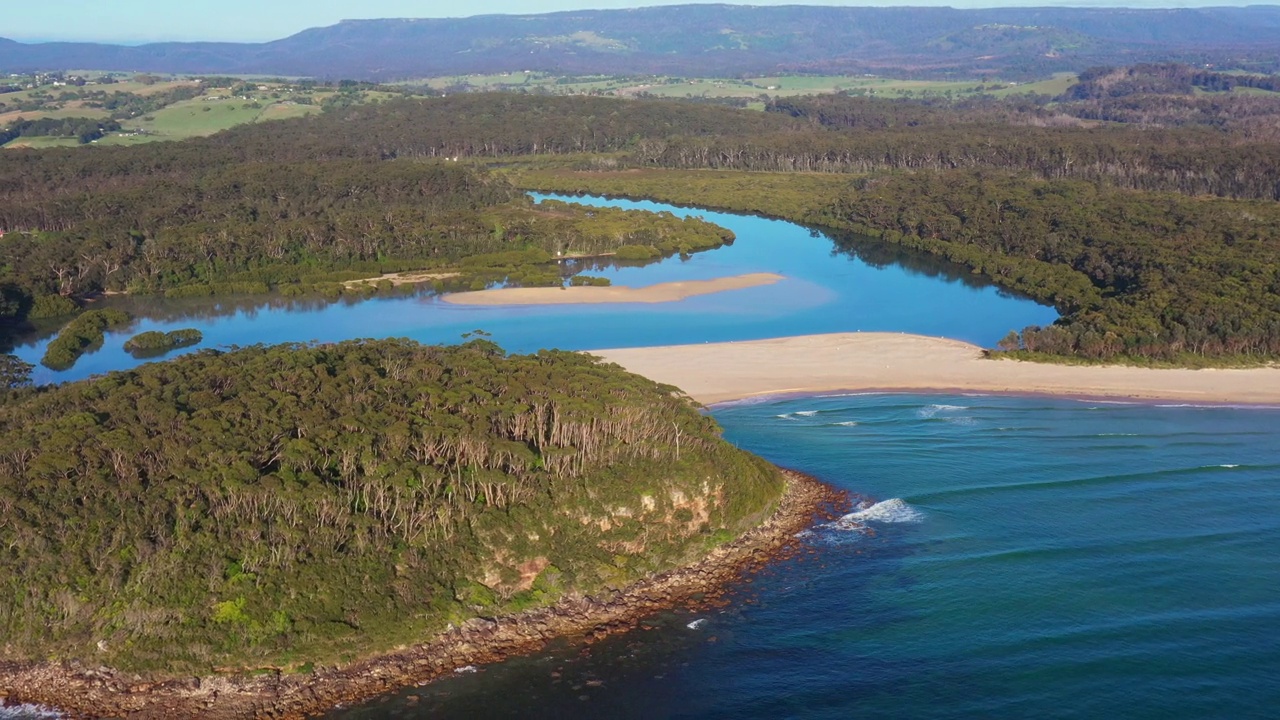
[3,5,1280,80]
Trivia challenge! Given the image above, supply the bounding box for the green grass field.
[96,95,325,144]
[255,102,323,121]
[127,97,272,138]
[1,75,342,147]
[4,69,1086,151]
[407,71,1080,100]
[0,105,113,125]
[989,72,1079,97]
[1,135,83,149]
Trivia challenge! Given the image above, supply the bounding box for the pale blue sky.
[4,0,1246,43]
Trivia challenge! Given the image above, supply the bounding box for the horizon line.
[6,1,1278,46]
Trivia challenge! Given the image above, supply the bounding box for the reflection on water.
[9,195,1059,384]
[828,229,991,291]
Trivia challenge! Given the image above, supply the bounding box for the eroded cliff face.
[467,454,782,615]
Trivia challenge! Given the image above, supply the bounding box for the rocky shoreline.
[1,470,845,719]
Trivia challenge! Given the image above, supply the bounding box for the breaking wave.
[917,404,967,419]
[800,498,926,542]
[840,498,925,525]
[0,707,63,720]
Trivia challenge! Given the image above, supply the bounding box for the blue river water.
[9,197,1278,719]
[9,194,1057,384]
[331,393,1280,720]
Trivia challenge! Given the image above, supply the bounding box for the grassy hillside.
[0,75,402,148]
[0,339,785,674]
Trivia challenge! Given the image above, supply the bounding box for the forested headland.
[0,339,785,674]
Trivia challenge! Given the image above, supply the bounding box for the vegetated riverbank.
[594,332,1280,406]
[0,471,843,720]
[511,167,1280,366]
[442,272,784,306]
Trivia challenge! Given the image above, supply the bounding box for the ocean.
[331,393,1280,719]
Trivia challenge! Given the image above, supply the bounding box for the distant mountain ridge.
[3,5,1280,80]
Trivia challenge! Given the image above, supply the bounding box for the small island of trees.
[122,328,203,356]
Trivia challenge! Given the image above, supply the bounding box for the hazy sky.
[4,0,1250,43]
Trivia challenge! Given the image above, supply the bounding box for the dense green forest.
[824,172,1280,359]
[0,339,784,673]
[0,117,123,145]
[516,167,1280,362]
[5,80,1280,364]
[0,158,730,325]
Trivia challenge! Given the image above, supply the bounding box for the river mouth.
[10,194,1057,385]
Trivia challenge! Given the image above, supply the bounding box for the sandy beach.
[594,332,1280,406]
[442,272,783,306]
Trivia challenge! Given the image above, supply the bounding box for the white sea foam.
[841,498,925,524]
[918,404,967,419]
[795,410,819,417]
[0,706,63,720]
[834,421,859,427]
[816,392,887,398]
[1218,464,1240,469]
[454,665,478,674]
[687,618,707,630]
[775,413,796,420]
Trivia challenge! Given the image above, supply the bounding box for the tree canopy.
[0,339,783,674]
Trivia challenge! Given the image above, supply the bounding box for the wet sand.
[593,332,1280,406]
[441,273,784,306]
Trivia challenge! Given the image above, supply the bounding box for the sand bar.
[442,272,784,306]
[343,270,459,288]
[593,332,1280,406]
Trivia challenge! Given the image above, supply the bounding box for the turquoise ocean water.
[333,394,1280,719]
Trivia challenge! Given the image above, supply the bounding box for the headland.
[0,471,841,719]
